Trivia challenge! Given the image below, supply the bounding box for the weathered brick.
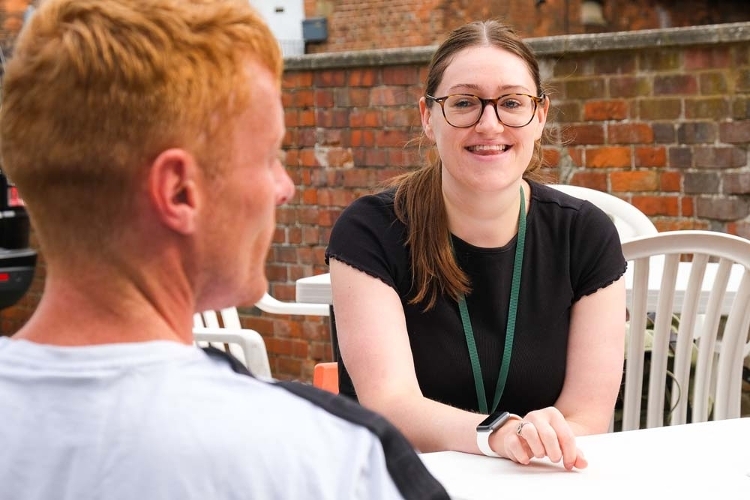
[349,109,383,128]
[724,173,750,194]
[652,123,676,144]
[693,146,746,168]
[568,172,607,191]
[638,98,682,120]
[608,123,654,144]
[348,68,379,87]
[383,66,420,85]
[551,56,592,79]
[348,88,371,107]
[549,101,582,123]
[313,89,335,107]
[564,79,606,100]
[719,121,750,144]
[698,72,729,95]
[685,47,731,70]
[593,52,636,75]
[314,69,347,87]
[611,171,658,192]
[640,49,681,72]
[654,74,698,95]
[370,86,414,106]
[585,146,631,168]
[610,76,651,98]
[735,69,750,93]
[676,122,717,144]
[634,146,667,167]
[659,171,681,192]
[282,71,313,89]
[685,97,729,120]
[383,108,420,128]
[584,100,628,121]
[695,197,750,220]
[731,96,750,120]
[684,172,720,194]
[561,124,605,145]
[632,195,680,216]
[668,147,693,168]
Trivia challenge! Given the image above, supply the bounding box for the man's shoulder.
[205,348,450,500]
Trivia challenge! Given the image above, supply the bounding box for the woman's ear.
[533,95,550,141]
[148,148,201,235]
[420,97,436,142]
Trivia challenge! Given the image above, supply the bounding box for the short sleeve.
[325,190,409,292]
[569,201,628,301]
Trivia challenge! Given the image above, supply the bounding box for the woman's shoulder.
[528,180,621,246]
[529,181,612,223]
[329,187,403,241]
[530,181,587,209]
[347,188,396,210]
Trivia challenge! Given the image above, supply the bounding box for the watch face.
[477,411,510,432]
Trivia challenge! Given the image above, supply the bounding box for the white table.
[419,418,750,499]
[296,272,334,305]
[296,262,744,314]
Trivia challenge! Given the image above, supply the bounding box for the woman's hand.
[495,407,588,470]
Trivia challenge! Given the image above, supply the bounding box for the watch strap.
[476,429,501,457]
[476,412,522,457]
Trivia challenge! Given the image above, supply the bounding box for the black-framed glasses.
[425,93,546,128]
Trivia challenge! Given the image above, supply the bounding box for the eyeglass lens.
[441,94,537,128]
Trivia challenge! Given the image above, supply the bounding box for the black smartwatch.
[476,411,511,457]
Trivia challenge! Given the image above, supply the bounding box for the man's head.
[0,0,294,309]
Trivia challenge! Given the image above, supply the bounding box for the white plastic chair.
[255,292,329,316]
[620,230,750,431]
[193,293,329,378]
[193,309,272,378]
[549,184,658,241]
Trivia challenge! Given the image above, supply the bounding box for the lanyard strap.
[457,185,527,415]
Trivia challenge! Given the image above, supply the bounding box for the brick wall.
[1,5,749,384]
[262,22,750,381]
[304,0,750,54]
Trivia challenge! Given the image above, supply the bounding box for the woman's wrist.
[487,413,523,458]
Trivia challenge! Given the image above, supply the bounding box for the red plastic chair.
[313,362,339,394]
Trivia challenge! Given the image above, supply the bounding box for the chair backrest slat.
[620,230,750,432]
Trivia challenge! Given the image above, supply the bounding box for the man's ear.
[148,148,201,235]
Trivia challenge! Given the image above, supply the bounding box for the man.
[0,1,448,498]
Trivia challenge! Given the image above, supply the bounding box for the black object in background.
[0,171,36,311]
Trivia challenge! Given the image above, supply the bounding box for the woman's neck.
[444,180,530,248]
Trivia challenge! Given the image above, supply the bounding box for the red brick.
[608,124,654,144]
[586,147,632,168]
[660,171,682,192]
[584,100,628,121]
[634,146,667,167]
[611,171,658,192]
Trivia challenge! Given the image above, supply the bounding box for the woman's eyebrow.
[445,83,533,94]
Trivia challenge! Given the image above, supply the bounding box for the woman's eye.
[450,98,478,109]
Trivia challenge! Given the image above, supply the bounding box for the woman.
[326,20,626,470]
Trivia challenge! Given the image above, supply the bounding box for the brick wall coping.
[284,21,750,71]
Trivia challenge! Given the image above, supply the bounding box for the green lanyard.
[456,186,527,415]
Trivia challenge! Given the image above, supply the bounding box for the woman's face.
[420,45,548,195]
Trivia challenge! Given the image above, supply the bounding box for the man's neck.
[13,271,194,347]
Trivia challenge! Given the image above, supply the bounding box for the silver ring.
[516,421,529,436]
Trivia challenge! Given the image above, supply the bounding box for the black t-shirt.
[326,180,627,415]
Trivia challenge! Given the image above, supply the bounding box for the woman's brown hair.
[388,19,549,310]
